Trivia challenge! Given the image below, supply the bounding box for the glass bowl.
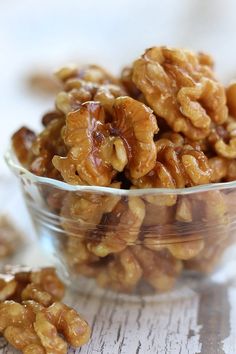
[5,148,236,296]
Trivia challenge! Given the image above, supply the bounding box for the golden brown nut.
[4,326,41,353]
[132,46,227,140]
[0,300,90,353]
[175,197,193,222]
[41,110,65,127]
[44,302,91,347]
[87,196,145,257]
[208,116,236,159]
[56,79,126,115]
[167,238,205,260]
[34,312,67,354]
[226,82,236,118]
[53,101,122,186]
[3,266,65,303]
[209,156,229,182]
[29,268,65,301]
[27,72,61,96]
[132,139,211,208]
[113,96,158,179]
[28,116,66,178]
[60,185,120,234]
[142,202,175,226]
[96,248,143,292]
[132,246,182,292]
[120,66,141,98]
[12,127,36,166]
[226,159,236,181]
[94,84,127,114]
[184,190,230,272]
[65,238,99,269]
[21,284,53,307]
[0,301,34,332]
[55,64,119,85]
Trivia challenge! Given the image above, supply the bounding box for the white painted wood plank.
[222,287,236,354]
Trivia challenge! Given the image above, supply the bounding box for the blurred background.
[1,0,236,260]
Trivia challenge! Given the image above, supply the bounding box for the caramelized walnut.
[29,117,66,178]
[120,67,141,98]
[12,127,36,166]
[53,102,121,185]
[87,197,145,257]
[113,96,158,179]
[209,156,229,182]
[132,46,227,140]
[55,64,119,85]
[2,266,65,304]
[226,82,236,118]
[183,191,230,272]
[132,246,182,292]
[132,138,211,207]
[56,79,126,115]
[208,116,236,159]
[0,300,90,354]
[60,184,120,234]
[96,248,143,292]
[44,302,91,347]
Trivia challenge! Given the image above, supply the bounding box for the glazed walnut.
[113,96,158,179]
[132,138,212,194]
[96,248,143,292]
[183,190,230,272]
[208,116,236,159]
[29,116,66,178]
[60,183,121,234]
[226,82,236,118]
[132,46,227,140]
[0,300,90,354]
[2,266,65,304]
[87,196,145,257]
[56,79,126,115]
[12,127,36,166]
[53,101,128,185]
[120,66,141,98]
[132,246,182,292]
[55,64,119,85]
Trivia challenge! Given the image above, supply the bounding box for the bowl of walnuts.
[6,46,236,295]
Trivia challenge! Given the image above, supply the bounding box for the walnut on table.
[0,300,90,354]
[0,267,90,353]
[0,266,65,303]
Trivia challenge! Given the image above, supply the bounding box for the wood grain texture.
[222,287,236,353]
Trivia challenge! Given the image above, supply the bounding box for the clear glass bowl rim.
[5,147,236,196]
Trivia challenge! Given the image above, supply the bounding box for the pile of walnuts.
[0,266,90,353]
[12,46,236,293]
